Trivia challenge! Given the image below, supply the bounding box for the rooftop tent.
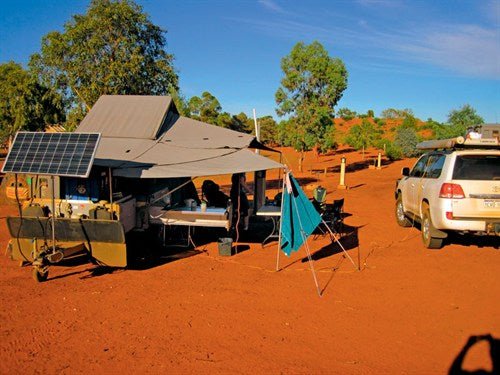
[75,95,282,177]
[77,95,175,140]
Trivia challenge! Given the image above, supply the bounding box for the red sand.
[0,147,498,374]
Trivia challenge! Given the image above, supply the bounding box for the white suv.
[395,138,500,248]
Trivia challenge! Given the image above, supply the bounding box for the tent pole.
[301,229,322,297]
[275,171,286,272]
[322,220,358,270]
[290,187,321,296]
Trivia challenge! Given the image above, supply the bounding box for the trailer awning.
[76,95,283,178]
[105,148,282,178]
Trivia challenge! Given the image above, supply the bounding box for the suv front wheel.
[395,194,412,227]
[421,204,443,249]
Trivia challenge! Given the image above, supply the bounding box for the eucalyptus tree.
[0,62,64,143]
[447,104,484,136]
[345,119,382,159]
[275,41,347,171]
[29,0,178,129]
[188,91,222,124]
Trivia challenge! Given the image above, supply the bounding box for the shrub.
[385,143,403,160]
[394,127,420,157]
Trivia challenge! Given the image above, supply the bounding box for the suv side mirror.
[402,167,410,176]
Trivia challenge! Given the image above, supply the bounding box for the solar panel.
[2,132,101,178]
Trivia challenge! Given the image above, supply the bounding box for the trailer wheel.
[32,267,48,282]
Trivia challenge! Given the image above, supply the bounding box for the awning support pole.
[275,175,286,272]
[109,167,114,219]
[51,175,56,253]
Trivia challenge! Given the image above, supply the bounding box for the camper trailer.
[3,95,282,282]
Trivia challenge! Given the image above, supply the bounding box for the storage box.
[218,237,233,256]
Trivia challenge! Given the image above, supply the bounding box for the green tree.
[188,91,222,125]
[170,90,190,117]
[344,119,382,158]
[337,107,357,121]
[275,41,347,171]
[423,118,449,139]
[230,112,253,133]
[277,119,293,147]
[0,62,64,143]
[381,108,414,119]
[447,104,484,136]
[187,93,254,133]
[215,112,233,129]
[256,116,279,145]
[29,0,178,127]
[401,114,418,129]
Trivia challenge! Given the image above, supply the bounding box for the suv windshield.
[452,155,500,180]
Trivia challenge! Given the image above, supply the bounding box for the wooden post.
[377,152,382,169]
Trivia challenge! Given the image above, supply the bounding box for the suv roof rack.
[416,137,500,150]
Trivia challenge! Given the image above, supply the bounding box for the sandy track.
[1,149,498,374]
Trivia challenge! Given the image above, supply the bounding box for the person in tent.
[230,173,251,230]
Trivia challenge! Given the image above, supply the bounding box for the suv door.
[416,153,446,213]
[402,154,429,214]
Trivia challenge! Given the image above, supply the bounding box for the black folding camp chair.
[331,198,345,236]
[312,196,345,240]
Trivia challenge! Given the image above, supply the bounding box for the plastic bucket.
[218,237,233,256]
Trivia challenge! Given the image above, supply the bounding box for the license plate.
[483,199,500,208]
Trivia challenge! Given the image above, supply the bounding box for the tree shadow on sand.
[325,157,396,174]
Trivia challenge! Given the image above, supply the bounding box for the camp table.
[160,206,231,247]
[256,205,282,246]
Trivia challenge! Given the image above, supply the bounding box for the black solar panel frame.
[2,132,101,178]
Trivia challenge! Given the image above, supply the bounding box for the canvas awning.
[93,138,282,178]
[107,148,282,178]
[76,95,283,178]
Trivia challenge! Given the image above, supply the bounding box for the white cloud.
[234,13,500,79]
[258,0,285,14]
[382,24,500,79]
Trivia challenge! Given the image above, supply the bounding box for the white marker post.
[338,157,348,189]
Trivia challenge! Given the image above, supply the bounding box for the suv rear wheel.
[395,194,412,227]
[421,204,443,249]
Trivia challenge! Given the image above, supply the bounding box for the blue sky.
[1,0,499,123]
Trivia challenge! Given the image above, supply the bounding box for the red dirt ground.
[0,147,498,374]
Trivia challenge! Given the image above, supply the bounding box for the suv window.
[410,155,429,177]
[426,154,446,179]
[453,155,500,180]
[409,154,445,178]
